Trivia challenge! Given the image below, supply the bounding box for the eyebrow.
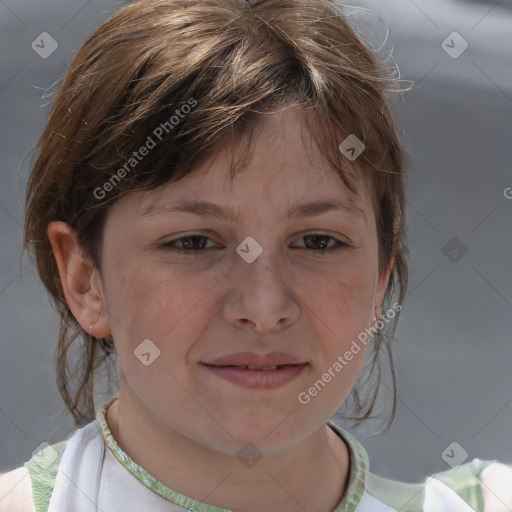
[141,199,366,224]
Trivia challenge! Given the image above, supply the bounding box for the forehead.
[131,106,372,218]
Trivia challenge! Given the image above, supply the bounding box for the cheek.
[299,256,377,384]
[103,259,223,365]
[302,255,376,321]
[297,263,375,413]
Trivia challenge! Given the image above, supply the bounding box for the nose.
[221,246,301,333]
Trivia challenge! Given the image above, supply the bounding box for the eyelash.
[161,234,350,256]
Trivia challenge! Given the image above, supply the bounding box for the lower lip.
[202,364,308,389]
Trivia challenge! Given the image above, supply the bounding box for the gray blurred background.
[1,0,511,484]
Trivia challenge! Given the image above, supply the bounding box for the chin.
[214,411,310,455]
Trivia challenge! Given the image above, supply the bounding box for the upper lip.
[203,352,306,367]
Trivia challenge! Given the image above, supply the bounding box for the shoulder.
[0,440,68,512]
[434,458,512,512]
[479,462,512,511]
[326,422,512,512]
[0,466,35,512]
[366,458,512,512]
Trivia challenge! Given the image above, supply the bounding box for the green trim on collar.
[327,420,369,512]
[23,440,67,512]
[365,471,426,512]
[96,400,369,512]
[360,446,493,512]
[18,400,498,512]
[432,458,492,512]
[96,398,233,512]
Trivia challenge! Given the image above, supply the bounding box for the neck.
[106,393,351,512]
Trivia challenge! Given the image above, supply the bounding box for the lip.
[203,351,306,367]
[201,352,308,389]
[202,363,308,389]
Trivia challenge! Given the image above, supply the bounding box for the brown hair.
[23,0,410,429]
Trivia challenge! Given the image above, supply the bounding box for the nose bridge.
[234,234,280,283]
[223,236,299,332]
[231,234,294,304]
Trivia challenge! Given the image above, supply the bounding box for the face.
[96,106,390,456]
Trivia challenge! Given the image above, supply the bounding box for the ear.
[47,221,111,339]
[373,220,398,322]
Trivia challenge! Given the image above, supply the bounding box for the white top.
[1,397,512,511]
[45,421,487,511]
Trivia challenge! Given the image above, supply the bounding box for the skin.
[48,106,394,512]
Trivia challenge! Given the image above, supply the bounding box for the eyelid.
[161,231,352,255]
[161,230,349,244]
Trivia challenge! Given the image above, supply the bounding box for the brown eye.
[294,234,350,254]
[161,233,350,256]
[163,235,216,254]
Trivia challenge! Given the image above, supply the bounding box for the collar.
[95,398,368,512]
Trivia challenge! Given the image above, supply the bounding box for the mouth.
[203,351,306,367]
[201,361,308,389]
[212,364,292,370]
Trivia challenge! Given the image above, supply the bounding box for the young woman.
[1,0,511,510]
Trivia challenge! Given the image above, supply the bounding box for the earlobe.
[47,221,111,339]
